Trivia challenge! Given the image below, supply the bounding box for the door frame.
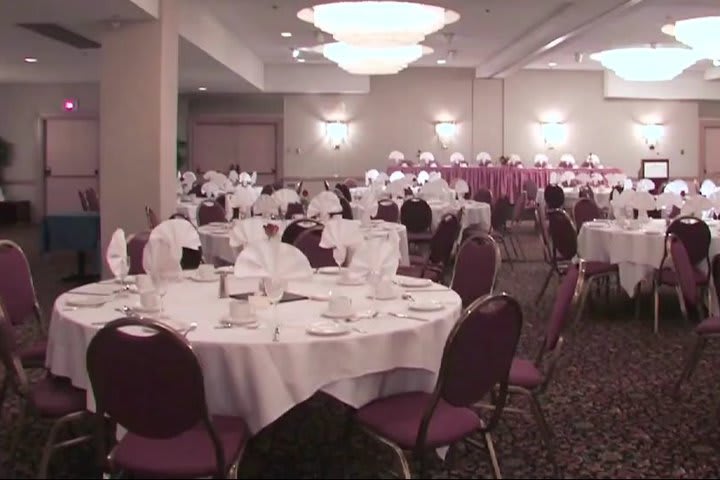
[189,115,284,181]
[699,118,720,177]
[40,114,99,216]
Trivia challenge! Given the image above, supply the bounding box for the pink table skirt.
[387,165,622,203]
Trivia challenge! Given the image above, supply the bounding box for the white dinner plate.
[321,309,356,319]
[317,266,341,275]
[307,321,350,337]
[189,273,218,283]
[337,276,365,286]
[584,222,609,229]
[219,316,258,327]
[65,296,107,308]
[395,277,432,288]
[208,222,229,227]
[408,300,445,312]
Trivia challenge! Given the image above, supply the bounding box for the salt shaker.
[218,271,228,299]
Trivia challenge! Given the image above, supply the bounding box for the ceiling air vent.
[17,23,100,49]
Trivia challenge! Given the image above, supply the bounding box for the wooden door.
[44,117,99,214]
[235,123,277,185]
[703,125,720,177]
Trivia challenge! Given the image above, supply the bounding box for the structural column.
[99,0,178,256]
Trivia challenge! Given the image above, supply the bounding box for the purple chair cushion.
[585,261,618,276]
[31,376,86,417]
[658,267,707,286]
[356,391,482,449]
[509,358,544,389]
[112,415,248,478]
[19,339,47,368]
[695,316,720,335]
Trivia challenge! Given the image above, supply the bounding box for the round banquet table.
[351,199,491,234]
[46,272,462,433]
[536,187,612,210]
[176,187,263,225]
[198,219,411,267]
[577,218,720,296]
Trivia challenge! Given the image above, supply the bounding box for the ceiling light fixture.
[590,46,700,81]
[197,87,207,91]
[24,57,37,63]
[281,32,293,38]
[316,42,432,75]
[292,48,300,58]
[666,16,720,61]
[297,1,460,47]
[436,59,446,65]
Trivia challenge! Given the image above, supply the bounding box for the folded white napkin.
[373,172,389,185]
[454,179,469,196]
[604,173,624,187]
[590,172,604,185]
[365,169,380,185]
[701,179,717,197]
[388,150,405,162]
[560,154,575,166]
[635,179,655,193]
[142,235,183,280]
[450,152,465,165]
[210,173,229,188]
[349,232,400,280]
[106,228,128,279]
[229,218,270,248]
[560,171,575,185]
[476,152,491,164]
[575,172,590,185]
[681,195,713,217]
[228,170,239,183]
[428,172,442,182]
[422,178,450,198]
[238,171,258,186]
[203,170,218,181]
[149,219,201,260]
[665,179,689,195]
[253,194,280,217]
[419,152,435,164]
[533,153,548,166]
[182,171,197,183]
[201,182,221,198]
[549,172,559,185]
[272,188,300,212]
[656,192,683,209]
[319,218,363,266]
[417,170,430,185]
[389,171,405,183]
[231,185,259,210]
[387,177,412,197]
[357,191,378,221]
[631,191,656,212]
[233,241,312,281]
[307,191,341,219]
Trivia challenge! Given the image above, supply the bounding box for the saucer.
[65,296,107,308]
[220,315,258,327]
[307,321,350,337]
[337,276,365,286]
[367,290,399,300]
[317,266,341,275]
[408,300,444,312]
[395,277,432,288]
[321,309,356,319]
[189,273,218,283]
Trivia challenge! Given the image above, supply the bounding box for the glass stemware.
[150,271,171,318]
[263,277,287,340]
[367,269,382,314]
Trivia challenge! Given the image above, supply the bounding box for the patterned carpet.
[1,223,720,478]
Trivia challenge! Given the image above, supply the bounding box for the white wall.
[0,83,99,220]
[504,70,700,178]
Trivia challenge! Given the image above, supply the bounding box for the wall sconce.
[435,121,457,149]
[641,123,664,150]
[324,121,348,150]
[541,122,567,150]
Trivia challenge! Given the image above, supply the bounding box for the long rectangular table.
[387,165,621,203]
[41,212,100,282]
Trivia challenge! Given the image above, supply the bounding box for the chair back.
[573,198,600,231]
[609,185,623,202]
[127,231,150,275]
[323,180,331,191]
[665,216,711,267]
[373,199,400,223]
[338,194,354,219]
[473,187,493,206]
[78,190,89,211]
[490,197,512,231]
[511,191,526,222]
[285,202,305,219]
[293,226,336,268]
[523,180,539,203]
[0,241,39,326]
[543,263,581,353]
[428,213,460,267]
[85,188,100,211]
[578,185,594,201]
[197,201,226,226]
[145,206,159,229]
[535,207,552,263]
[344,178,358,188]
[450,233,501,307]
[544,185,564,209]
[0,306,27,392]
[282,218,321,244]
[668,234,700,308]
[295,180,304,195]
[169,212,191,222]
[400,197,432,233]
[547,209,578,261]
[86,318,226,476]
[335,183,352,202]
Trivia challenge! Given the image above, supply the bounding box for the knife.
[388,312,430,322]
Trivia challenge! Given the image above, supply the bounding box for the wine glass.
[150,271,171,318]
[367,269,382,314]
[263,277,287,341]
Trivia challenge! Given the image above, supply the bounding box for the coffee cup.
[136,274,153,293]
[198,264,215,280]
[229,299,251,320]
[328,295,353,316]
[139,291,160,311]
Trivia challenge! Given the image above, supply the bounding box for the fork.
[388,312,430,322]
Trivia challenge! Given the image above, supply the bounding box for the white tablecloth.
[578,219,720,295]
[351,199,491,234]
[177,188,263,225]
[536,187,612,210]
[46,273,461,433]
[198,220,411,267]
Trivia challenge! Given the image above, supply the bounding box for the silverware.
[62,304,105,312]
[402,288,450,292]
[66,291,113,297]
[388,312,429,322]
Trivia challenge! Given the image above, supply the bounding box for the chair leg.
[675,285,690,324]
[507,233,520,259]
[38,418,65,479]
[673,337,707,397]
[483,431,503,479]
[499,237,514,269]
[391,444,412,479]
[535,268,555,303]
[528,394,559,477]
[513,234,526,261]
[574,279,592,326]
[653,281,660,335]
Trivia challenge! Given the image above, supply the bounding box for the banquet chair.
[85,188,100,212]
[473,187,493,206]
[335,183,352,202]
[323,180,331,191]
[578,185,594,201]
[373,199,400,223]
[260,185,274,196]
[344,178,358,188]
[535,207,552,266]
[397,213,460,283]
[490,197,516,268]
[188,183,203,197]
[169,212,191,222]
[401,197,433,244]
[126,231,150,275]
[293,226,336,268]
[0,308,91,478]
[197,201,226,227]
[652,216,711,334]
[78,190,89,211]
[284,202,305,219]
[350,294,523,479]
[450,233,501,307]
[572,198,600,231]
[295,180,304,195]
[477,263,582,477]
[86,317,249,479]
[543,185,565,210]
[145,206,159,229]
[282,218,322,245]
[337,194,354,220]
[507,192,527,260]
[673,248,720,396]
